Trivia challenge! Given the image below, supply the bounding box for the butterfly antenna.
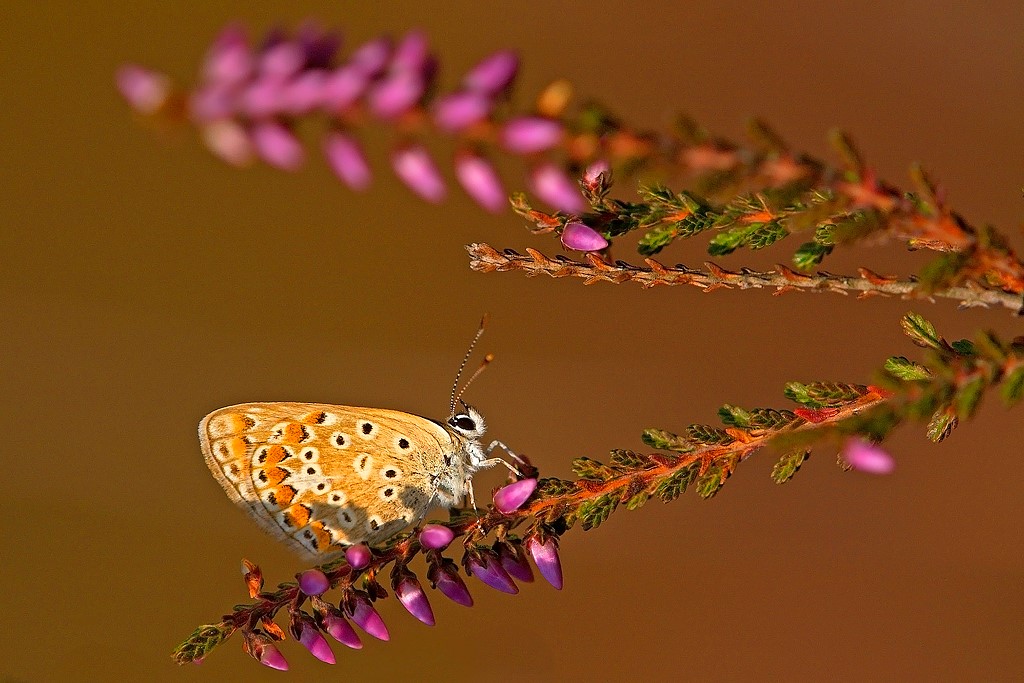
[453,353,494,411]
[449,315,489,417]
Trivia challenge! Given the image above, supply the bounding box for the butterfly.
[199,319,520,560]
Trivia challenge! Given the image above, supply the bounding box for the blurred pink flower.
[842,438,895,475]
[392,144,446,203]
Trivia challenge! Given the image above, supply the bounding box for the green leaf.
[172,624,233,665]
[917,253,969,292]
[884,356,932,381]
[642,428,696,453]
[577,494,618,531]
[748,221,789,250]
[572,457,617,481]
[708,224,757,256]
[953,376,986,420]
[537,477,577,497]
[718,404,752,428]
[686,424,735,445]
[793,241,833,270]
[1000,365,1024,407]
[637,224,678,256]
[695,466,727,499]
[784,381,866,409]
[747,408,803,430]
[771,450,810,484]
[926,407,958,443]
[654,465,699,502]
[950,339,976,356]
[625,492,651,511]
[609,449,654,471]
[900,313,944,350]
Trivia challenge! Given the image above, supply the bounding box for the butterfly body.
[200,401,492,559]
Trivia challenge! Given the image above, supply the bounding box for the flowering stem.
[466,243,1024,314]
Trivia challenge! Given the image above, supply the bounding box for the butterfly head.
[447,402,486,440]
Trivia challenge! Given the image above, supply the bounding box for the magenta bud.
[497,543,534,583]
[561,222,608,252]
[324,613,362,649]
[530,163,587,213]
[259,41,305,80]
[433,91,492,132]
[368,70,425,119]
[454,153,506,213]
[463,50,519,94]
[526,536,563,590]
[395,577,435,626]
[282,69,327,115]
[203,24,253,86]
[324,132,372,191]
[345,544,371,570]
[467,553,519,594]
[298,569,330,596]
[583,160,610,185]
[349,36,392,76]
[115,64,170,115]
[434,567,474,607]
[390,30,430,73]
[502,116,564,154]
[322,64,370,111]
[251,121,304,171]
[258,642,289,671]
[842,438,896,475]
[419,523,455,550]
[240,79,285,118]
[298,624,335,664]
[201,120,254,167]
[350,597,390,641]
[392,144,446,203]
[493,478,538,514]
[189,85,237,122]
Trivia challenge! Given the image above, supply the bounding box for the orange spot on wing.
[264,467,289,486]
[283,504,312,529]
[274,485,296,507]
[264,445,291,467]
[226,437,248,459]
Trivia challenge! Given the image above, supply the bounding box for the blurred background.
[3,2,1022,681]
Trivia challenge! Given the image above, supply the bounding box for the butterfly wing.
[200,402,457,559]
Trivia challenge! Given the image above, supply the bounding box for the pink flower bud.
[259,41,305,81]
[561,222,608,252]
[493,478,538,513]
[583,160,610,185]
[462,50,519,94]
[240,79,285,118]
[467,552,519,594]
[324,132,372,191]
[281,69,327,115]
[189,85,236,122]
[349,36,392,76]
[526,536,563,590]
[454,152,506,213]
[429,562,474,607]
[202,24,252,86]
[322,64,370,111]
[392,144,446,203]
[350,596,390,641]
[419,523,455,550]
[255,640,289,671]
[497,543,534,583]
[251,121,304,171]
[345,544,371,570]
[395,577,435,626]
[298,623,335,664]
[842,438,895,475]
[298,569,330,596]
[368,70,425,119]
[201,120,254,167]
[324,613,362,649]
[433,91,493,132]
[529,163,586,213]
[115,64,170,115]
[501,117,564,154]
[390,30,430,73]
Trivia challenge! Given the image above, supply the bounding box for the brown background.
[3,2,1023,681]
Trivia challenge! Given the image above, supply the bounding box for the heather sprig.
[173,313,1023,667]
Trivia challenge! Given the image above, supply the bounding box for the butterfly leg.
[485,440,526,465]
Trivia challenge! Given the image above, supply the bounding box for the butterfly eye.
[452,415,476,431]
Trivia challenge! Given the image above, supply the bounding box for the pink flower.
[493,478,538,513]
[282,69,328,114]
[501,117,564,154]
[390,30,430,73]
[433,91,493,132]
[324,132,372,191]
[324,613,362,649]
[526,536,563,590]
[251,121,304,171]
[463,50,519,94]
[200,120,254,167]
[530,163,587,213]
[240,79,285,118]
[297,569,330,596]
[348,36,392,76]
[298,623,335,664]
[419,523,455,550]
[560,222,608,252]
[842,438,895,475]
[368,70,425,119]
[497,542,534,583]
[428,562,474,607]
[259,41,305,81]
[321,64,371,111]
[115,65,170,115]
[395,577,435,626]
[454,153,506,213]
[350,596,390,641]
[392,144,446,203]
[202,24,253,86]
[345,544,372,570]
[467,551,519,594]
